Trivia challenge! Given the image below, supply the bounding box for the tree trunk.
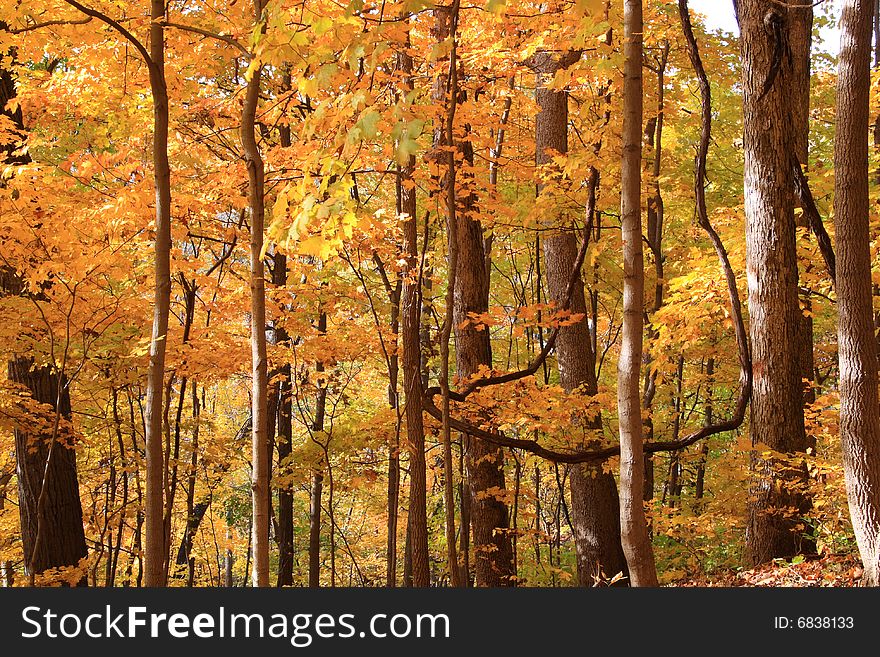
[431,1,514,587]
[1,32,88,587]
[143,0,173,588]
[533,50,627,587]
[642,42,670,505]
[790,0,816,409]
[308,471,324,587]
[397,26,430,587]
[437,3,462,586]
[9,361,88,585]
[738,0,812,567]
[241,8,269,585]
[618,0,658,587]
[694,357,714,506]
[834,0,880,586]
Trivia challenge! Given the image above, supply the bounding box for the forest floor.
[672,554,864,587]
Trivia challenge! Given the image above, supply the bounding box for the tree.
[397,20,430,587]
[834,0,880,586]
[532,49,627,586]
[737,0,812,566]
[241,0,269,588]
[1,24,88,587]
[617,0,658,587]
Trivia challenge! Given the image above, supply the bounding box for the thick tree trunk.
[618,0,658,587]
[533,50,627,586]
[739,0,812,567]
[834,0,880,586]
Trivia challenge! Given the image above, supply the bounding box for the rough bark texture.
[10,361,88,584]
[618,0,658,587]
[533,51,627,586]
[398,35,431,587]
[834,0,880,587]
[739,0,812,567]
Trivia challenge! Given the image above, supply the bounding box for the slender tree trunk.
[398,22,430,588]
[275,70,295,589]
[694,357,714,506]
[307,310,329,587]
[308,471,324,587]
[789,0,816,409]
[642,42,669,504]
[241,8,269,585]
[143,0,173,588]
[739,0,812,567]
[431,1,514,587]
[437,3,462,586]
[618,0,658,587]
[224,503,234,587]
[834,0,880,586]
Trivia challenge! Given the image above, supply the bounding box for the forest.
[1,0,879,589]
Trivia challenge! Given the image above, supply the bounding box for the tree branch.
[425,169,599,402]
[60,0,153,67]
[792,155,836,284]
[8,17,92,33]
[416,3,754,467]
[159,21,251,59]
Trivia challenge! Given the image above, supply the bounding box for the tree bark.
[9,361,88,585]
[308,471,324,587]
[397,24,430,587]
[618,0,658,587]
[789,0,816,409]
[642,42,669,504]
[738,0,812,567]
[274,70,296,589]
[834,0,880,586]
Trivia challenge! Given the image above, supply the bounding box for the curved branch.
[792,155,836,284]
[159,21,251,59]
[417,3,753,467]
[8,17,92,33]
[60,0,153,67]
[425,169,599,401]
[677,0,751,434]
